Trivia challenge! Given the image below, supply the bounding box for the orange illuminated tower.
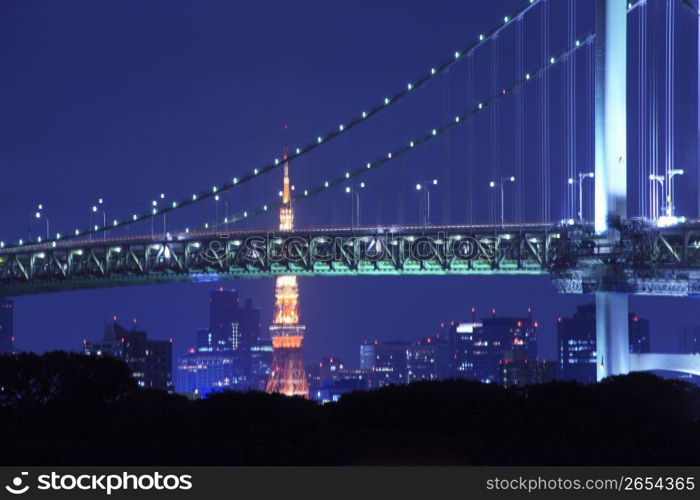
[265,126,309,398]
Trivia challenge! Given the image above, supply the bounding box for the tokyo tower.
[265,126,309,398]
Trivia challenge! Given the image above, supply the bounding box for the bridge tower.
[594,0,629,381]
[265,128,310,398]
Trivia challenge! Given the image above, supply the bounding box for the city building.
[470,310,538,383]
[406,335,450,382]
[499,350,556,387]
[448,318,481,379]
[445,308,539,384]
[0,298,14,354]
[308,357,368,404]
[360,340,410,388]
[557,304,651,383]
[177,349,236,396]
[83,319,172,391]
[266,139,309,398]
[177,289,264,395]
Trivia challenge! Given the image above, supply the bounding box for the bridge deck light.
[339,124,344,131]
[410,141,414,147]
[407,83,413,90]
[431,68,436,75]
[233,177,238,184]
[362,111,367,118]
[526,73,531,80]
[366,162,372,169]
[478,103,483,109]
[550,56,556,64]
[113,220,118,226]
[432,129,437,135]
[295,148,301,154]
[454,51,460,59]
[345,186,351,193]
[455,116,460,123]
[192,194,197,201]
[51,241,56,247]
[133,214,138,221]
[384,97,390,105]
[324,181,329,188]
[479,34,484,41]
[317,137,323,143]
[504,16,509,22]
[253,168,259,175]
[345,172,350,178]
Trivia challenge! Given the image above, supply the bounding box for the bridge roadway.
[0,220,699,297]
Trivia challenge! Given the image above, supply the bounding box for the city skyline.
[1,0,700,382]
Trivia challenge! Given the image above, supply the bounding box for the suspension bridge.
[1,0,700,380]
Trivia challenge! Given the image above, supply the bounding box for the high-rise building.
[448,320,482,379]
[360,340,410,388]
[446,309,538,384]
[406,335,450,383]
[177,290,263,395]
[308,357,368,404]
[557,304,651,383]
[0,298,14,354]
[266,132,309,398]
[499,350,556,387]
[470,311,538,383]
[84,319,172,391]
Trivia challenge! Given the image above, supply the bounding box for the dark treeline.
[1,352,699,465]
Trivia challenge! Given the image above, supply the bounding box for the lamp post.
[91,198,106,240]
[489,176,515,227]
[666,169,684,217]
[345,182,366,228]
[649,174,664,220]
[568,172,595,223]
[415,179,438,227]
[34,205,49,240]
[151,200,158,237]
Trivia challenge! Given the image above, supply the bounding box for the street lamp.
[568,172,594,223]
[489,176,515,227]
[648,174,664,220]
[34,206,49,240]
[666,169,684,217]
[415,179,438,227]
[345,182,366,228]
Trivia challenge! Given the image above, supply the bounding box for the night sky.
[1,0,699,367]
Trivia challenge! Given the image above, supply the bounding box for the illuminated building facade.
[177,290,264,395]
[0,298,14,354]
[499,350,556,387]
[406,335,450,382]
[308,357,368,404]
[557,304,650,383]
[83,319,173,391]
[360,340,410,388]
[266,136,309,397]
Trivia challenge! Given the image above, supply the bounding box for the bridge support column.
[594,0,627,232]
[596,292,629,381]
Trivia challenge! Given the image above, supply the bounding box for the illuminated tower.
[265,127,309,398]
